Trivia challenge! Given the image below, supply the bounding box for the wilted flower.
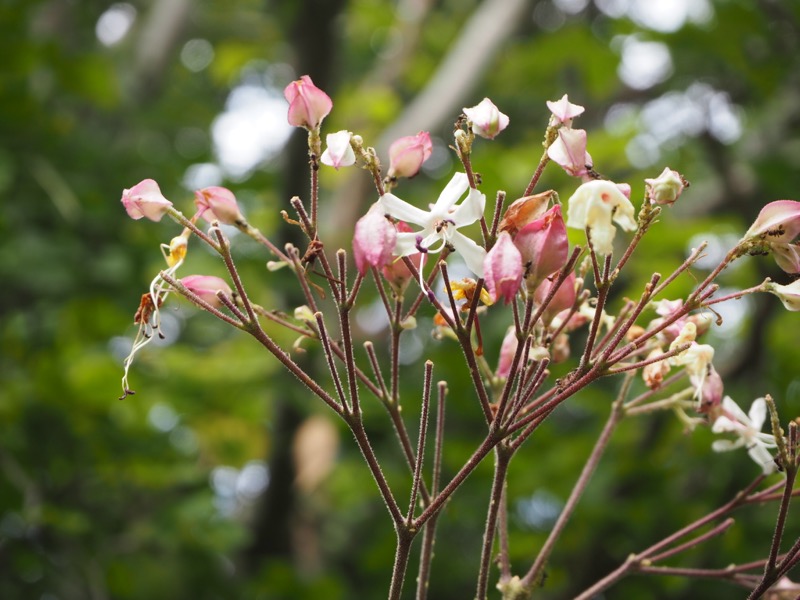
[498,191,555,236]
[194,186,244,226]
[514,204,569,289]
[643,347,671,390]
[284,75,333,130]
[763,278,800,311]
[122,179,173,222]
[463,98,509,140]
[321,130,355,169]
[387,131,433,179]
[744,200,800,273]
[645,167,686,206]
[712,397,778,474]
[180,275,233,309]
[547,128,592,177]
[353,203,397,275]
[378,172,486,277]
[566,180,637,256]
[483,232,522,304]
[546,94,585,126]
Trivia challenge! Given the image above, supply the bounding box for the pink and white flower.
[321,130,356,169]
[463,98,509,140]
[122,179,173,222]
[566,180,637,256]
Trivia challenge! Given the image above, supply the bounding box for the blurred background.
[2,0,800,598]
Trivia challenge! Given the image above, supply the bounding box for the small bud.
[463,98,509,140]
[194,186,245,225]
[180,275,232,309]
[121,179,173,222]
[514,204,569,289]
[644,167,686,206]
[546,94,585,126]
[483,232,523,305]
[764,279,800,311]
[320,130,356,170]
[387,132,432,179]
[535,272,577,326]
[697,365,724,413]
[353,203,397,275]
[284,75,333,130]
[547,128,592,177]
[294,305,316,323]
[399,316,417,330]
[495,327,518,379]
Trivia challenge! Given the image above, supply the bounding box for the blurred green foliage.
[1,0,800,598]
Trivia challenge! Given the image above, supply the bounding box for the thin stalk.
[523,149,550,197]
[408,361,433,524]
[313,313,348,411]
[476,444,513,600]
[522,381,628,589]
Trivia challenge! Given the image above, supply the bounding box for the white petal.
[721,396,750,424]
[395,231,423,256]
[748,397,767,430]
[379,193,430,226]
[747,443,776,474]
[431,172,469,213]
[711,415,739,434]
[611,197,638,231]
[451,187,486,226]
[450,230,487,277]
[585,199,615,255]
[712,439,740,452]
[566,193,589,228]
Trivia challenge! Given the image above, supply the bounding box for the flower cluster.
[117,74,800,600]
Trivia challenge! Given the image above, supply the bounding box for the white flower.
[320,130,355,169]
[712,397,778,474]
[566,180,637,256]
[378,172,486,276]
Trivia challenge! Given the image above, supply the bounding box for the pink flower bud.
[194,186,245,226]
[514,204,569,288]
[463,98,509,140]
[320,130,355,169]
[546,94,585,126]
[387,132,432,179]
[483,232,523,304]
[697,365,724,413]
[644,167,686,206]
[745,200,800,241]
[121,179,173,222]
[547,128,592,177]
[353,203,397,275]
[381,222,421,295]
[495,327,518,379]
[535,271,577,325]
[283,75,333,130]
[744,200,800,273]
[180,275,232,309]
